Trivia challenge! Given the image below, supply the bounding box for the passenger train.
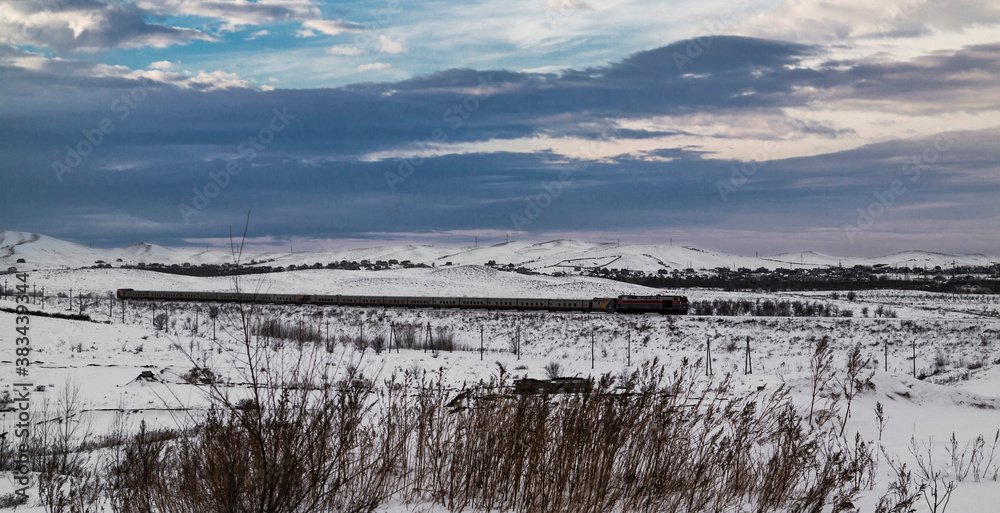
[116,289,689,314]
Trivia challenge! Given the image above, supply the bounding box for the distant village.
[6,256,999,294]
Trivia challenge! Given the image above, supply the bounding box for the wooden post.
[516,325,520,360]
[745,336,752,375]
[41,288,45,309]
[627,328,631,367]
[480,325,484,361]
[591,329,595,370]
[706,336,712,377]
[79,293,82,315]
[69,288,72,311]
[884,338,889,372]
[912,337,916,378]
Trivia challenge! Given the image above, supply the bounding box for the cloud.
[0,47,267,91]
[378,35,407,54]
[2,36,999,254]
[0,0,212,52]
[245,29,269,40]
[138,0,320,29]
[545,0,590,10]
[357,62,393,71]
[327,45,366,56]
[301,19,363,37]
[735,0,1000,43]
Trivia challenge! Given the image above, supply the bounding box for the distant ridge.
[1,230,997,273]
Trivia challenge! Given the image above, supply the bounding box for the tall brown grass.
[103,356,889,513]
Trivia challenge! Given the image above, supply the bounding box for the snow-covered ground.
[3,266,1000,511]
[4,230,997,274]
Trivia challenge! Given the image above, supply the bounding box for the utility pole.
[41,288,45,309]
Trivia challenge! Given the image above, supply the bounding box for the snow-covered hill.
[0,231,234,270]
[2,230,997,274]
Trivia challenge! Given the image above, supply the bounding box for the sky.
[1,0,999,257]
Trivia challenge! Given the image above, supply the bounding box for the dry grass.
[92,355,891,513]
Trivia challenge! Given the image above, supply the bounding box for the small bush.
[0,491,28,508]
[181,366,216,385]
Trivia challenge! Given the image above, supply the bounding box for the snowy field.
[3,266,1000,511]
[3,230,997,275]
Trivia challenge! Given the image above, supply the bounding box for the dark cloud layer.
[1,36,998,255]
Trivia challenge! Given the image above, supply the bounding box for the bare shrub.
[543,361,562,379]
[152,313,168,331]
[0,491,29,508]
[180,366,216,385]
[35,382,105,513]
[876,453,923,513]
[911,436,958,513]
[837,342,875,436]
